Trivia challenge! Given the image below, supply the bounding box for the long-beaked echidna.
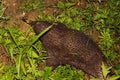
[22,18,106,79]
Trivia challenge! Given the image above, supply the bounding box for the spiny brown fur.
[23,20,106,79]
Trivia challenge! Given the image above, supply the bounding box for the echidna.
[22,18,105,79]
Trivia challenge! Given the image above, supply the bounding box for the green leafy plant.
[102,62,112,78]
[99,28,118,61]
[93,0,120,62]
[20,0,43,12]
[0,66,17,80]
[0,0,9,21]
[38,0,94,31]
[115,64,120,76]
[101,62,120,80]
[100,28,113,49]
[39,65,84,80]
[0,25,52,79]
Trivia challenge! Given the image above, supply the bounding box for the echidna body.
[23,20,105,79]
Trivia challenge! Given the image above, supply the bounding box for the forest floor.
[0,0,120,79]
